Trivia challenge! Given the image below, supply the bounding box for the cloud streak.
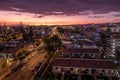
[0,0,120,25]
[0,0,120,16]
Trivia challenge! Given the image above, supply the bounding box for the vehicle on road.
[11,63,24,72]
[31,62,42,74]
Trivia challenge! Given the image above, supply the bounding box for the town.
[0,22,120,80]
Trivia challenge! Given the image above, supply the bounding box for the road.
[52,27,62,38]
[3,51,46,80]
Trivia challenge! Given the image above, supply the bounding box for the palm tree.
[57,38,62,52]
[43,35,54,60]
[115,50,120,60]
[100,32,109,58]
[43,34,62,61]
[51,35,62,53]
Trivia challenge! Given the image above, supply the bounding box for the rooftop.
[53,58,116,69]
[61,48,100,53]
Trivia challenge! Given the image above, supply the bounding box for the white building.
[106,32,120,56]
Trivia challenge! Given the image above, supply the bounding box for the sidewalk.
[0,61,19,80]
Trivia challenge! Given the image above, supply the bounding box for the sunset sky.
[0,0,120,25]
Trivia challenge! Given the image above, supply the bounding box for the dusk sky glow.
[0,0,120,25]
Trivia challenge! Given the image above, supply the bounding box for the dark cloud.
[14,13,21,15]
[34,15,45,18]
[88,16,104,18]
[0,0,120,16]
[37,15,44,18]
[0,0,13,3]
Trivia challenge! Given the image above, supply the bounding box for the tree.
[17,52,24,60]
[57,38,62,52]
[100,32,109,58]
[115,50,120,60]
[43,34,62,61]
[28,27,34,42]
[106,28,111,33]
[19,27,34,43]
[11,33,17,39]
[19,27,28,42]
[51,35,62,52]
[43,35,54,60]
[0,45,3,52]
[1,35,6,43]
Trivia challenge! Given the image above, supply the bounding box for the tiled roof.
[61,48,100,53]
[53,58,116,69]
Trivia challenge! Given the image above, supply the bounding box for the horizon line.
[0,21,120,26]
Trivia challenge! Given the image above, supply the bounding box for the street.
[3,51,46,80]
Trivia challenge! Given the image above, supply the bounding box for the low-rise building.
[0,48,20,58]
[59,48,101,59]
[0,39,24,49]
[77,40,97,48]
[106,32,120,55]
[52,58,119,77]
